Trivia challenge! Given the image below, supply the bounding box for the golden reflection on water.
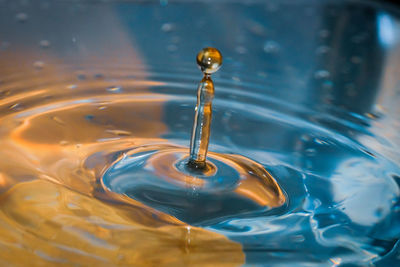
[0,180,244,266]
[0,94,245,266]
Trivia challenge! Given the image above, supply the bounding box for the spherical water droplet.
[161,23,175,32]
[15,12,28,23]
[66,84,77,89]
[39,40,50,48]
[33,61,44,70]
[314,70,330,79]
[196,47,222,74]
[263,40,280,53]
[106,86,122,93]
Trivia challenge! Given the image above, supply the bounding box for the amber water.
[1,0,400,266]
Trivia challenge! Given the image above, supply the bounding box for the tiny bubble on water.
[171,36,181,44]
[52,116,65,125]
[232,76,241,82]
[314,70,330,79]
[235,46,247,54]
[106,86,122,93]
[77,73,86,80]
[167,44,178,52]
[105,129,132,136]
[351,56,362,64]
[33,61,44,69]
[94,73,104,79]
[1,41,10,50]
[9,103,22,110]
[161,23,175,32]
[319,29,330,38]
[85,114,94,121]
[15,12,28,23]
[39,40,50,48]
[316,45,330,55]
[322,80,334,89]
[314,138,327,145]
[263,40,280,53]
[305,148,316,156]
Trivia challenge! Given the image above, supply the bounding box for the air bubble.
[161,23,175,32]
[316,46,330,55]
[106,86,122,93]
[351,56,362,64]
[15,13,28,23]
[33,61,44,70]
[167,44,178,52]
[263,41,280,54]
[77,73,87,80]
[235,46,247,54]
[314,70,330,79]
[66,84,77,89]
[39,40,50,48]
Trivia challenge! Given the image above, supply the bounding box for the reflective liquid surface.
[0,0,400,266]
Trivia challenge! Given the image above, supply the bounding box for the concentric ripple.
[0,63,399,266]
[101,144,286,225]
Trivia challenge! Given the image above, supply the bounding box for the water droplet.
[106,86,122,93]
[66,84,77,89]
[15,12,28,23]
[161,23,175,32]
[263,40,280,53]
[39,40,50,48]
[314,70,330,79]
